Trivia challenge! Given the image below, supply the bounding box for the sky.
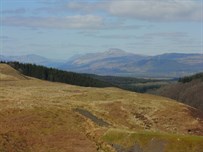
[0,0,203,59]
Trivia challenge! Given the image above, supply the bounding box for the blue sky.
[1,0,202,59]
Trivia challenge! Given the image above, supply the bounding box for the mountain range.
[1,49,203,78]
[0,54,63,68]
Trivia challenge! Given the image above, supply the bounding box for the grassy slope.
[0,64,27,81]
[0,64,203,152]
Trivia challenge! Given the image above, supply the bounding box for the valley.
[2,0,202,151]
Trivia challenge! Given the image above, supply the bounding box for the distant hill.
[0,54,63,68]
[150,72,203,111]
[60,49,203,78]
[60,48,147,75]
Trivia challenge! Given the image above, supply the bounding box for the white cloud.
[108,0,202,22]
[2,15,104,29]
[66,0,202,22]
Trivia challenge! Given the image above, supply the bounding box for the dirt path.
[75,108,110,127]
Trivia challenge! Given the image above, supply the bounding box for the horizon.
[1,48,203,61]
[1,0,203,59]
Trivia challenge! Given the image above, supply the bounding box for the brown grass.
[0,64,203,151]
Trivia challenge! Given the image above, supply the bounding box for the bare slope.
[0,64,203,152]
[0,64,27,81]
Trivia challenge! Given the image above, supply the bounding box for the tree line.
[1,61,113,88]
[178,72,203,83]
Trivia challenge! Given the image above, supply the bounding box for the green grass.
[102,129,203,152]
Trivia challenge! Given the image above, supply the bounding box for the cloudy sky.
[1,0,202,59]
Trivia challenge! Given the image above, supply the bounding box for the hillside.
[179,72,203,83]
[149,73,203,112]
[0,64,203,152]
[0,64,27,81]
